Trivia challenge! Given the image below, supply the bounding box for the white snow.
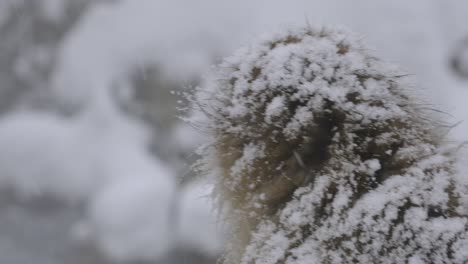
[265,96,286,123]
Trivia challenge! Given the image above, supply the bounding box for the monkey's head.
[196,26,437,213]
[193,26,460,263]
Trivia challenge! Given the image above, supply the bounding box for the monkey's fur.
[193,27,468,263]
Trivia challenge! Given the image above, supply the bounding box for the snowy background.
[0,1,467,263]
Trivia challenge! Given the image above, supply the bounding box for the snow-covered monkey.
[191,26,468,263]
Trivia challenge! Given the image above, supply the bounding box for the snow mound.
[0,112,99,201]
[82,174,175,262]
[0,110,179,262]
[193,26,468,263]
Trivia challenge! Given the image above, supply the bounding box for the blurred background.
[0,1,467,263]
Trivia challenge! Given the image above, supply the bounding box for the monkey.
[191,26,468,263]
